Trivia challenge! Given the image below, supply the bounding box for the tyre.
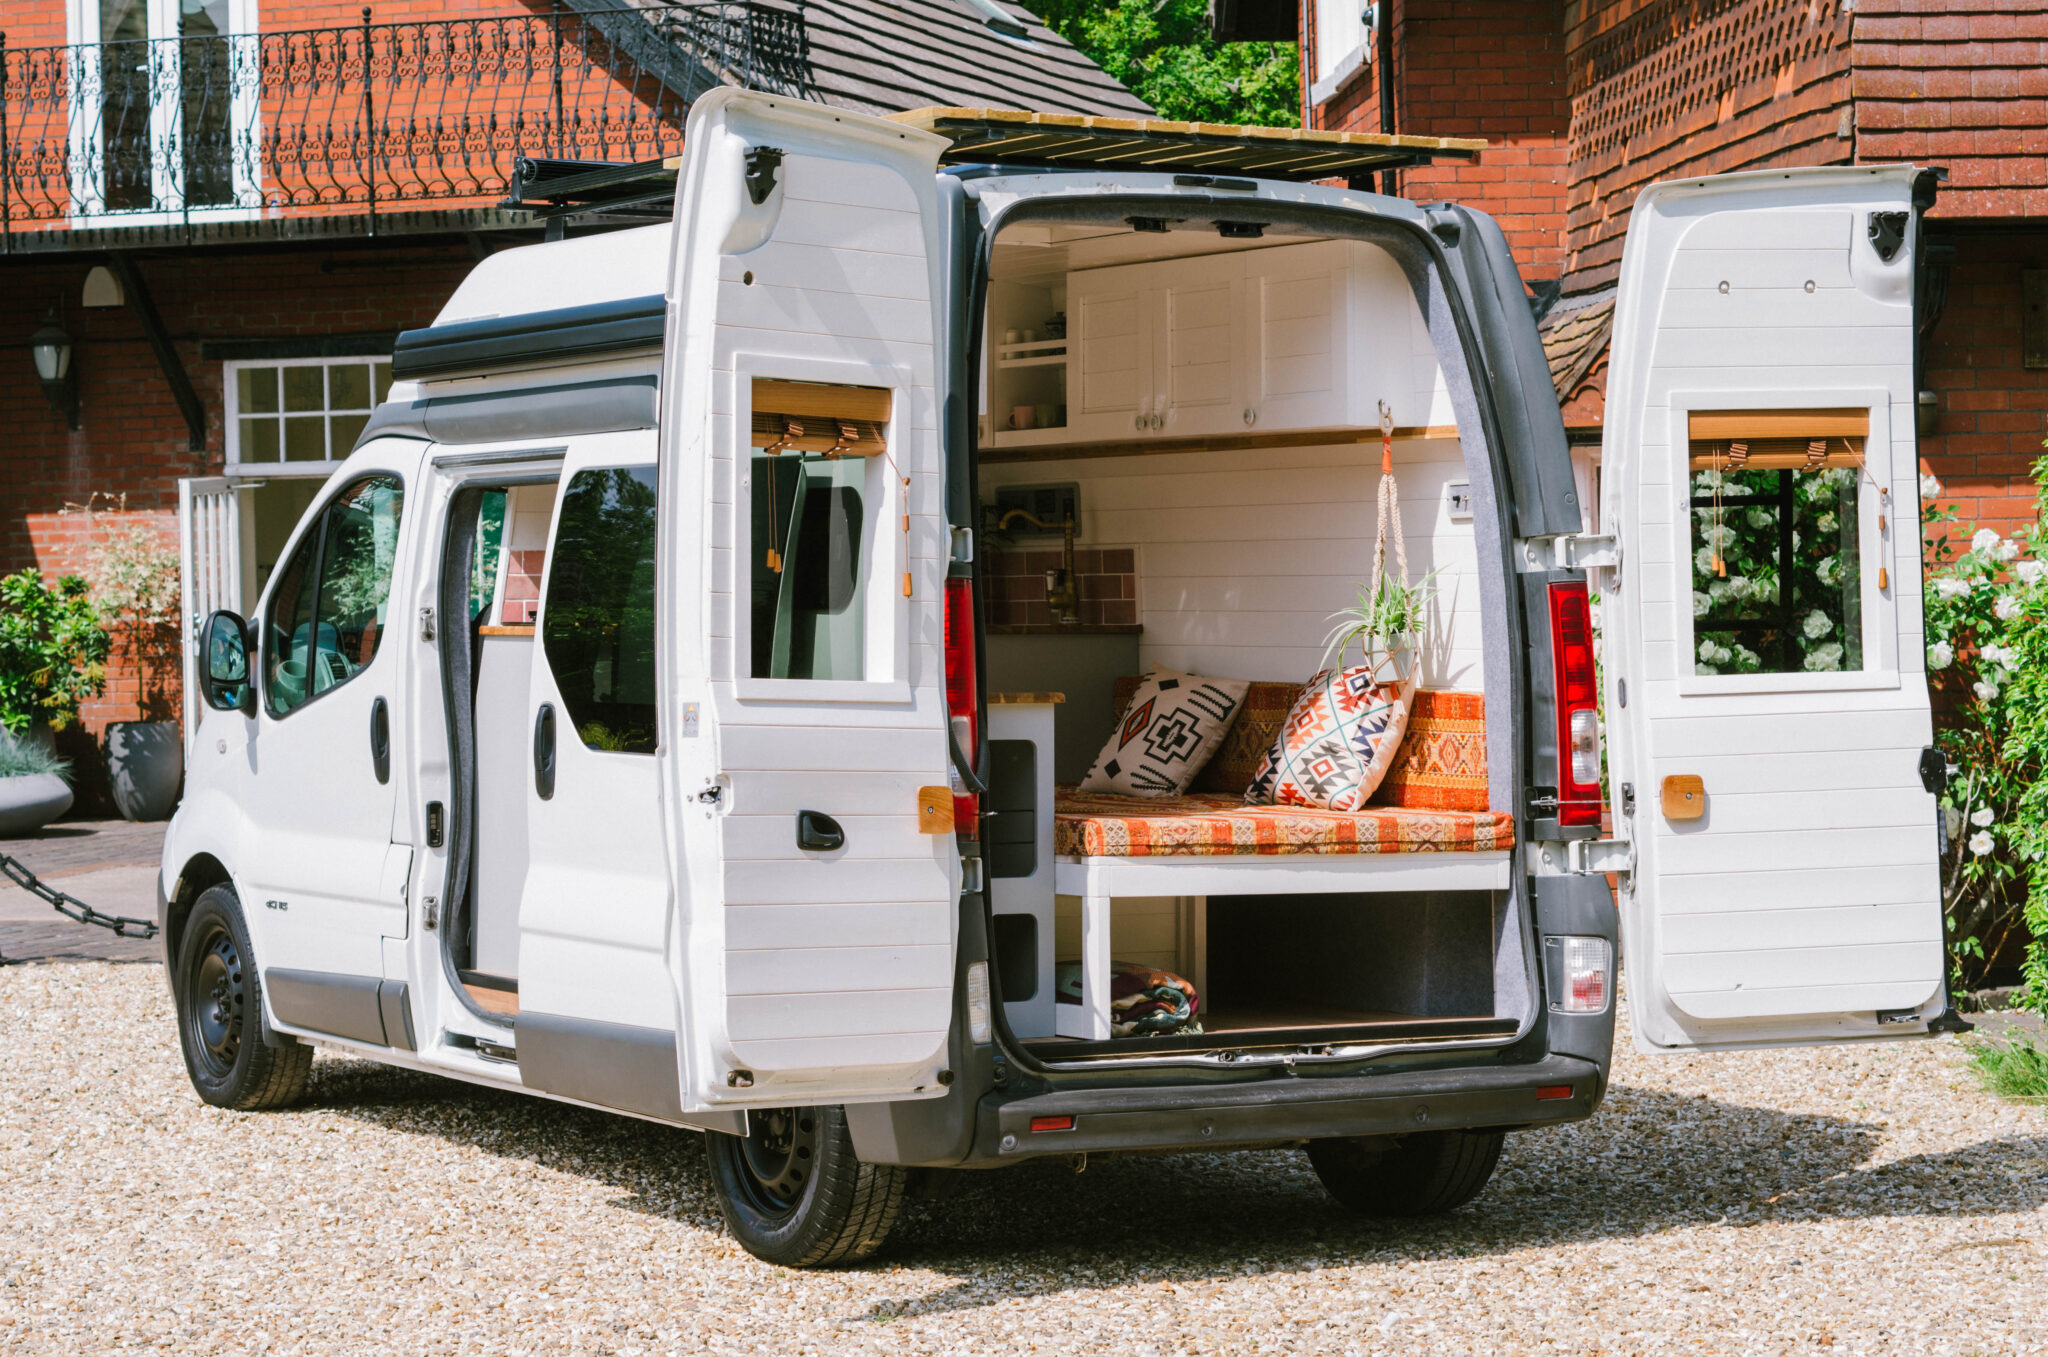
[1307,1128,1505,1216]
[172,883,312,1110]
[705,1104,908,1267]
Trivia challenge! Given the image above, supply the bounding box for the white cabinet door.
[1156,262,1243,438]
[662,90,958,1112]
[1244,240,1352,432]
[1068,268,1154,441]
[1602,164,1948,1053]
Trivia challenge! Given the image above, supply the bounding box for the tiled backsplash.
[985,546,1136,628]
[500,548,544,625]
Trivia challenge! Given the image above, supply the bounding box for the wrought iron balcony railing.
[0,3,813,233]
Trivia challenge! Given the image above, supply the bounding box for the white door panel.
[662,90,956,1111]
[1602,165,1947,1052]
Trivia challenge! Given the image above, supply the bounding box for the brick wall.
[1852,0,2048,220]
[1561,0,1856,293]
[0,242,475,810]
[1918,231,2048,544]
[1310,0,1572,281]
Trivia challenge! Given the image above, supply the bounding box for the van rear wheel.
[172,884,312,1111]
[1307,1128,1505,1216]
[705,1105,908,1267]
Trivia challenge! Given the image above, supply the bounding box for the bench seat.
[1053,789,1515,858]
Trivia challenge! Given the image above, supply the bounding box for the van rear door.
[1601,166,1950,1051]
[660,90,958,1110]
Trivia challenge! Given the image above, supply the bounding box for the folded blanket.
[1055,959,1204,1038]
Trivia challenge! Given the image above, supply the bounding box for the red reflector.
[1029,1115,1075,1133]
[943,578,980,832]
[1535,1084,1575,1102]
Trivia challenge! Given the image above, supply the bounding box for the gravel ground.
[3,965,2045,1355]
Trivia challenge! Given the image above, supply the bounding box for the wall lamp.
[30,316,78,429]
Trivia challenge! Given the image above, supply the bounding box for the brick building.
[1,0,1147,809]
[1298,0,2048,542]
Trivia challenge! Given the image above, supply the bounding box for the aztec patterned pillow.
[1245,667,1413,811]
[1078,668,1252,797]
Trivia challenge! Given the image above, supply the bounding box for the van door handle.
[534,703,557,801]
[369,697,390,784]
[796,810,844,852]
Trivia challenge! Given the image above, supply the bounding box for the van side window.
[541,467,658,754]
[265,474,405,716]
[749,455,866,680]
[1689,438,1864,676]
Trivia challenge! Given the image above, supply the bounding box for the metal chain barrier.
[0,852,158,965]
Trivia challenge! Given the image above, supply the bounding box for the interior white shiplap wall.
[981,438,1484,690]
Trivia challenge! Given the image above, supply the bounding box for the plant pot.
[104,720,183,822]
[0,773,73,835]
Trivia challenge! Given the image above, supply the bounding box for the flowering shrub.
[1921,460,2048,1005]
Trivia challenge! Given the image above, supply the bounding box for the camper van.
[159,91,1957,1267]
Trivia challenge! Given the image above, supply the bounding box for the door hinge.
[1520,534,1618,573]
[1566,837,1632,876]
[418,606,436,642]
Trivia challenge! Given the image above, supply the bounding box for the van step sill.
[1022,1012,1514,1061]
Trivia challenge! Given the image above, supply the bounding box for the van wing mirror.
[200,609,255,715]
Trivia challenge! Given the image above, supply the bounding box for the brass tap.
[995,507,1080,625]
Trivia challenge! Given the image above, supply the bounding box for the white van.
[160,92,1960,1267]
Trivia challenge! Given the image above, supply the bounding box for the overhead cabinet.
[1023,240,1446,450]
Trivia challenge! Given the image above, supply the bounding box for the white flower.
[1792,530,1802,550]
[1973,528,2002,555]
[1693,590,1712,618]
[1709,579,1733,602]
[1705,523,1737,548]
[1695,546,1719,576]
[1816,512,1838,535]
[1747,508,1773,530]
[1995,594,2021,621]
[1816,556,1839,586]
[1696,663,1719,675]
[1981,643,2012,668]
[1928,640,1954,669]
[1803,609,1834,639]
[1969,830,1995,856]
[1971,806,1996,828]
[1974,680,2000,702]
[1921,472,1943,500]
[1934,577,1970,599]
[2018,560,2046,587]
[1733,644,1761,670]
[1804,642,1845,672]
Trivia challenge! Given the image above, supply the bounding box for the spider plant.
[1323,569,1440,681]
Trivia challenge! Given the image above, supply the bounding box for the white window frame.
[224,354,393,477]
[66,0,263,223]
[1309,0,1374,107]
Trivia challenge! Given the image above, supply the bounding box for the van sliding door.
[659,91,959,1112]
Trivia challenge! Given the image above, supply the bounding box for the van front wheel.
[172,884,312,1110]
[705,1105,908,1267]
[1307,1128,1505,1216]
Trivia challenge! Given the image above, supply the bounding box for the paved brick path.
[0,820,166,965]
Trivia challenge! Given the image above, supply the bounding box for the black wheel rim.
[184,921,245,1080]
[732,1108,818,1218]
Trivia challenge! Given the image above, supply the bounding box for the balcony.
[0,3,813,247]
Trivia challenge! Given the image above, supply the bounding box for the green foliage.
[87,522,181,632]
[0,571,109,735]
[1690,465,1860,675]
[1323,569,1439,681]
[1031,0,1301,127]
[1964,1033,2048,1105]
[0,729,71,781]
[1921,459,2048,1003]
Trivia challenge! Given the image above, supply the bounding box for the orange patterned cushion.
[1375,689,1490,811]
[1113,676,1302,796]
[1053,788,1514,858]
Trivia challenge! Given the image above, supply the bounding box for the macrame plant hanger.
[1366,399,1412,684]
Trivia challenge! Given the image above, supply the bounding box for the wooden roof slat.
[887,106,1484,182]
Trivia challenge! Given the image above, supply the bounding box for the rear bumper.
[971,1053,1602,1162]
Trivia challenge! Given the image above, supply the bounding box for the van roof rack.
[890,107,1486,182]
[500,110,1487,224]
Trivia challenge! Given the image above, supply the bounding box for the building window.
[227,357,392,471]
[1310,0,1372,106]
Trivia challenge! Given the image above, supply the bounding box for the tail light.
[943,576,980,828]
[1547,581,1603,827]
[1544,936,1612,1015]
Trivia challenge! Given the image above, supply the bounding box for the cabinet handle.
[1243,407,1257,427]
